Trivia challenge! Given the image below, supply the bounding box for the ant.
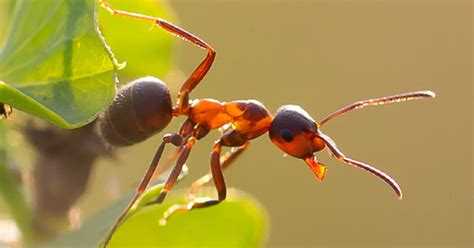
[98,1,435,246]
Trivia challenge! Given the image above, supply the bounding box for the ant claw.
[158,218,167,226]
[160,204,187,225]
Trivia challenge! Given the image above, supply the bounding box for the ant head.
[269,105,325,158]
[269,104,405,198]
[269,105,327,179]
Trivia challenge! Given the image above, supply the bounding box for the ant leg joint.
[155,190,168,203]
[145,189,168,206]
[163,133,183,146]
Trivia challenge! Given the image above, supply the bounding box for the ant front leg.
[98,0,216,114]
[160,130,249,225]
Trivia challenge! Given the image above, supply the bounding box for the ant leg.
[146,136,198,205]
[98,0,216,114]
[159,141,226,225]
[150,147,181,181]
[148,118,196,180]
[146,124,210,206]
[319,91,435,126]
[103,119,196,247]
[186,143,249,201]
[160,130,248,225]
[102,132,184,247]
[316,131,403,199]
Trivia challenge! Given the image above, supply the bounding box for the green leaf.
[34,166,188,248]
[37,178,267,247]
[0,0,121,128]
[0,0,15,43]
[98,0,176,79]
[110,190,268,248]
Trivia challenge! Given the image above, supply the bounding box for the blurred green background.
[2,0,472,247]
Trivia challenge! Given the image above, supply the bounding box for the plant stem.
[0,121,37,243]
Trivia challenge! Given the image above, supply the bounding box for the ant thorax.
[189,98,272,139]
[189,98,231,129]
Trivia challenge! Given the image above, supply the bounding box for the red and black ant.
[98,1,435,246]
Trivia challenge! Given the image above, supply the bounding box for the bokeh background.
[2,0,472,247]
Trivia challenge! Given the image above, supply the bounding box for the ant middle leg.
[159,130,249,224]
[98,0,216,114]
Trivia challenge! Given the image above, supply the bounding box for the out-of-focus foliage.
[24,120,110,238]
[0,121,36,242]
[38,183,267,247]
[98,0,176,79]
[0,0,120,128]
[0,0,15,43]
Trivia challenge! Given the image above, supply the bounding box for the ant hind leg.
[98,0,216,114]
[102,132,184,247]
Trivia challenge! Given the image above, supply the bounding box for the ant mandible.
[98,1,435,246]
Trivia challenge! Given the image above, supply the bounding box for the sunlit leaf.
[0,0,121,128]
[38,182,267,248]
[110,190,267,248]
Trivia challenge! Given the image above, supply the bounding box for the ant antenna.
[319,91,435,126]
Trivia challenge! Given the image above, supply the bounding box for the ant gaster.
[98,1,435,246]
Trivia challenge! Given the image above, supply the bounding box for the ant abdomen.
[99,76,173,146]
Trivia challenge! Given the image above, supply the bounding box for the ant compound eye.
[280,129,294,142]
